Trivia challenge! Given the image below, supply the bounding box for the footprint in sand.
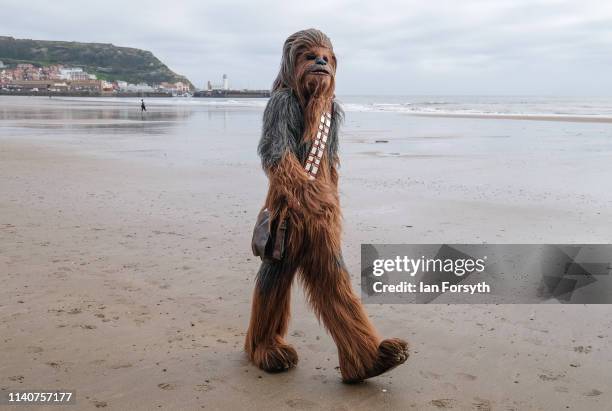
[92,400,107,408]
[194,380,214,392]
[539,371,565,382]
[158,383,176,390]
[8,375,24,382]
[583,389,602,397]
[573,345,592,354]
[109,363,132,369]
[430,398,456,409]
[286,398,318,409]
[472,398,492,411]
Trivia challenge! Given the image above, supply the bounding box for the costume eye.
[306,54,316,60]
[323,56,329,62]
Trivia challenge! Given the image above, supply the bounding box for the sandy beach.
[1,96,611,410]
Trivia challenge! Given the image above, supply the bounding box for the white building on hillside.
[59,67,91,81]
[125,83,154,92]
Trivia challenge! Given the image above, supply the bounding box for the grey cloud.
[2,0,612,95]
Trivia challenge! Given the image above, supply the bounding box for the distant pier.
[193,89,270,98]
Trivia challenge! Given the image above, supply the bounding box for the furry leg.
[301,255,409,383]
[300,253,378,381]
[245,260,299,373]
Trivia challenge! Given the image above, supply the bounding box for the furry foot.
[253,343,299,373]
[343,338,409,384]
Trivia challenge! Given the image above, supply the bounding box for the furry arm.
[258,91,310,211]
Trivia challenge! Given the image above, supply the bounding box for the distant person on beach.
[140,99,146,112]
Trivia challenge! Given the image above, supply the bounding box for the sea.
[5,95,611,118]
[1,94,611,241]
[1,93,611,167]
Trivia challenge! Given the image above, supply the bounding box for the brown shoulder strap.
[304,111,332,180]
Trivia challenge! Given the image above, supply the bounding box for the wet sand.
[413,112,612,123]
[1,97,611,410]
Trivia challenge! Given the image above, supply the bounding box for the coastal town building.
[101,81,114,92]
[1,79,103,92]
[0,62,192,95]
[123,82,155,93]
[206,74,230,91]
[158,81,190,95]
[59,67,94,81]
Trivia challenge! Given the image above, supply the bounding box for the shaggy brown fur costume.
[245,29,408,383]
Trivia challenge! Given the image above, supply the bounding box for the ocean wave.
[340,101,612,121]
[43,96,612,121]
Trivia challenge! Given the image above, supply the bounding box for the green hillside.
[0,36,193,88]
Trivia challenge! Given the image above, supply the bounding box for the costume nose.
[315,57,327,65]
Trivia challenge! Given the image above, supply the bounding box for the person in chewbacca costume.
[245,28,408,384]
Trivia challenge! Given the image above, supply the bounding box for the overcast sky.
[3,0,612,95]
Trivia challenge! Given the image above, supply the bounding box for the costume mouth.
[308,67,330,76]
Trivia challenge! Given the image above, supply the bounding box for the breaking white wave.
[339,96,612,120]
[15,95,612,120]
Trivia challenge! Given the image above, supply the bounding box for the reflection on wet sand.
[1,101,192,129]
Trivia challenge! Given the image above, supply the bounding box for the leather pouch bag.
[251,207,287,262]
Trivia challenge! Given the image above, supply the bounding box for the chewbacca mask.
[245,28,408,383]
